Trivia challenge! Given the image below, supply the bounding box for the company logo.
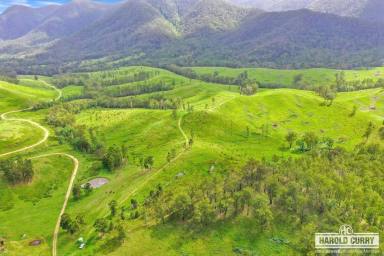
[315,225,379,252]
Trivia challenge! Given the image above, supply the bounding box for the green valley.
[0,66,383,255]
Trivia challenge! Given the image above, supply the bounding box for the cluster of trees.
[285,131,338,153]
[274,122,384,153]
[93,95,179,110]
[48,104,129,171]
[107,82,174,98]
[334,72,384,92]
[165,65,260,93]
[48,103,102,153]
[138,144,384,253]
[139,156,154,170]
[91,218,126,251]
[72,182,93,200]
[166,65,384,94]
[0,157,34,185]
[60,213,85,234]
[240,81,259,95]
[90,200,127,248]
[314,85,337,105]
[53,70,156,88]
[0,69,19,84]
[0,74,19,85]
[103,145,127,171]
[165,65,244,86]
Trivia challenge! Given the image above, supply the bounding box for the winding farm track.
[30,153,79,256]
[0,108,49,157]
[120,96,237,204]
[1,79,236,254]
[120,114,189,204]
[178,114,189,147]
[0,80,77,256]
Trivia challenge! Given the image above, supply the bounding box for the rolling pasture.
[0,66,383,255]
[191,66,384,88]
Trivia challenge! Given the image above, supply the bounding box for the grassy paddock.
[191,66,384,87]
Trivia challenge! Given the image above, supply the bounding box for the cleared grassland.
[1,66,384,255]
[191,67,384,87]
[0,120,44,155]
[58,87,384,255]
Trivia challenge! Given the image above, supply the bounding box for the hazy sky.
[0,0,123,13]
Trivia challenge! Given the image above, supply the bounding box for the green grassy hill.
[190,66,384,89]
[0,67,383,255]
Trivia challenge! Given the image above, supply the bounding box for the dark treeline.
[163,65,288,89]
[0,69,19,84]
[106,82,174,98]
[47,102,97,153]
[52,70,157,88]
[0,157,34,185]
[164,65,250,86]
[140,144,384,253]
[48,103,128,172]
[165,65,259,95]
[333,72,384,92]
[48,106,127,173]
[94,95,179,110]
[165,65,384,92]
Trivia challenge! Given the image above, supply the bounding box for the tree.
[285,131,297,149]
[144,156,154,170]
[116,225,126,241]
[172,109,177,119]
[0,158,34,185]
[189,138,194,147]
[252,194,273,230]
[193,199,215,226]
[75,214,85,225]
[316,85,336,105]
[60,213,79,234]
[240,81,258,95]
[296,138,306,152]
[303,132,318,150]
[166,152,172,163]
[67,220,80,234]
[171,193,192,221]
[94,218,109,235]
[322,137,334,151]
[363,122,374,140]
[109,200,118,217]
[153,199,167,224]
[60,213,72,230]
[379,127,384,140]
[240,187,253,215]
[335,71,346,90]
[128,199,137,211]
[292,74,303,87]
[84,183,93,195]
[266,176,280,205]
[324,91,336,105]
[103,146,124,171]
[72,184,81,200]
[350,105,357,117]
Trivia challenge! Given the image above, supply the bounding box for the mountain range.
[230,0,384,23]
[0,0,383,73]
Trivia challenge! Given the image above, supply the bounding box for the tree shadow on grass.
[148,218,276,254]
[99,236,123,254]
